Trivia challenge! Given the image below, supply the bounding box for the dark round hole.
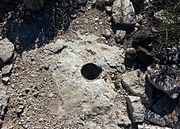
[81,63,102,80]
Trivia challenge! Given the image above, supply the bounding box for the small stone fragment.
[2,64,13,76]
[0,38,15,67]
[2,77,10,84]
[103,29,111,38]
[115,30,126,43]
[126,96,145,123]
[145,110,166,127]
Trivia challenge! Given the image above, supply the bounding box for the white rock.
[0,38,15,66]
[2,64,13,76]
[2,77,10,84]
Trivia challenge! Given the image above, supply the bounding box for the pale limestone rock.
[122,69,146,97]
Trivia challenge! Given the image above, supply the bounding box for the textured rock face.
[122,69,146,97]
[147,65,180,99]
[23,0,45,10]
[138,123,172,129]
[0,84,9,123]
[112,0,135,25]
[43,34,129,128]
[126,96,145,123]
[0,38,15,67]
[145,110,166,127]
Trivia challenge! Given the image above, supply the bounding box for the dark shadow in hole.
[0,0,81,53]
[81,63,102,80]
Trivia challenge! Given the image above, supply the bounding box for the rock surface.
[138,123,172,129]
[147,65,180,99]
[0,84,9,123]
[45,35,128,128]
[112,0,135,25]
[2,64,13,76]
[126,96,145,123]
[0,38,15,67]
[145,110,166,126]
[0,0,179,128]
[122,69,146,97]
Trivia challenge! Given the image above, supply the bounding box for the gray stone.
[147,65,180,99]
[138,123,171,129]
[0,84,9,120]
[103,29,111,38]
[2,64,13,76]
[115,30,126,43]
[145,110,166,126]
[122,69,146,97]
[0,38,15,66]
[23,0,45,11]
[126,96,145,123]
[2,77,10,84]
[112,0,135,25]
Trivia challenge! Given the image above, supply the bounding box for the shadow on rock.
[0,0,81,53]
